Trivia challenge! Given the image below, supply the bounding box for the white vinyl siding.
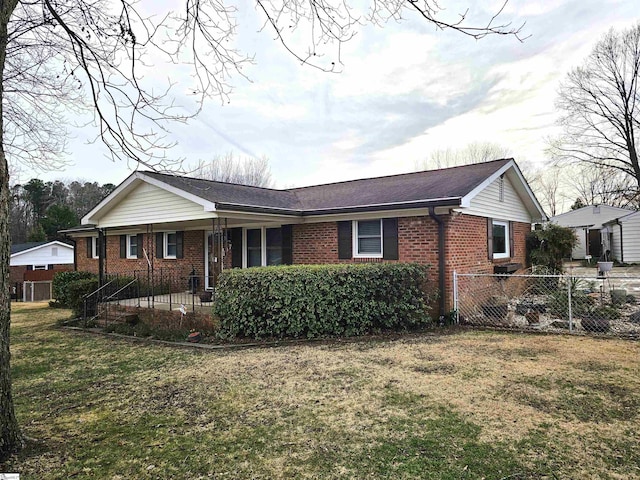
[465,175,531,223]
[98,183,213,228]
[617,213,640,262]
[572,228,588,259]
[10,242,74,267]
[610,224,622,262]
[551,205,631,229]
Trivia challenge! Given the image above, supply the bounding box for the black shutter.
[281,225,293,265]
[487,218,493,260]
[156,232,163,259]
[120,235,126,258]
[382,218,399,260]
[337,221,352,259]
[509,221,514,259]
[101,234,107,260]
[26,265,33,271]
[137,234,144,259]
[176,231,184,259]
[230,228,242,268]
[86,237,92,258]
[48,264,54,270]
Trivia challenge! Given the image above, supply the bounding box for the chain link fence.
[454,271,640,338]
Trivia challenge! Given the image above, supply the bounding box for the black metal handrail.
[82,279,116,321]
[104,278,139,302]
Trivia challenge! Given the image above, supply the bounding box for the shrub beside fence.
[214,263,433,339]
[454,271,640,337]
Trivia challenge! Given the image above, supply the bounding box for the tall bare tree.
[416,141,512,170]
[528,164,564,217]
[191,153,274,188]
[551,23,640,190]
[0,0,524,460]
[567,165,640,209]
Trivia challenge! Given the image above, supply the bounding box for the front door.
[588,229,602,258]
[205,230,225,289]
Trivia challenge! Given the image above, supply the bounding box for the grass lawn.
[3,302,640,479]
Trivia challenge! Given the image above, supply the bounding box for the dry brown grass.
[5,304,640,479]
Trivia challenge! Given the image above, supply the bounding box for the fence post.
[453,271,459,324]
[567,274,573,332]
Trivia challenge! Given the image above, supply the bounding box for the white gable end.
[98,182,214,228]
[11,243,74,266]
[462,175,531,223]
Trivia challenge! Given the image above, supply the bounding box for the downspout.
[428,206,446,319]
[616,219,624,263]
[98,228,105,287]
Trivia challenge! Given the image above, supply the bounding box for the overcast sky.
[22,0,640,189]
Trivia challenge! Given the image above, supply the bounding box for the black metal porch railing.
[82,267,215,322]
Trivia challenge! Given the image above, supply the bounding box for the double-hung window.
[353,219,383,258]
[492,220,509,259]
[91,237,99,259]
[127,235,139,259]
[164,232,177,259]
[244,227,285,267]
[246,229,262,267]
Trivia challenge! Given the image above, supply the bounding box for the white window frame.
[163,232,177,259]
[33,265,48,270]
[127,234,139,259]
[241,226,285,268]
[91,237,99,259]
[352,219,383,258]
[243,228,264,268]
[492,220,510,259]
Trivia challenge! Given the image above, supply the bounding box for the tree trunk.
[0,0,24,461]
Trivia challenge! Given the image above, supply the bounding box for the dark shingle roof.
[143,159,512,215]
[11,242,48,255]
[143,172,302,211]
[290,159,511,212]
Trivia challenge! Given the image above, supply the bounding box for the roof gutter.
[428,206,446,319]
[213,197,463,217]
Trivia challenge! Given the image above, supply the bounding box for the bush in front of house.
[214,263,432,339]
[52,271,97,308]
[66,277,101,317]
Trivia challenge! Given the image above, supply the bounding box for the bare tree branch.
[551,23,640,190]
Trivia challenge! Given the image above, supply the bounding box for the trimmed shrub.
[52,271,97,307]
[214,263,432,339]
[66,277,100,317]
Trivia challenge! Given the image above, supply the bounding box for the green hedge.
[214,263,432,339]
[67,277,100,316]
[52,271,97,307]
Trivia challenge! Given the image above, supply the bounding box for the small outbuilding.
[550,205,633,260]
[10,241,74,301]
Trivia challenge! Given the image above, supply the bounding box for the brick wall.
[10,264,73,284]
[75,231,206,278]
[443,215,528,309]
[292,214,530,312]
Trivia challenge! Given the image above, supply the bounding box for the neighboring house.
[550,205,633,260]
[10,241,75,299]
[604,211,640,263]
[61,159,546,314]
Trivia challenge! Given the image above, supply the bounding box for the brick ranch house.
[61,159,546,315]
